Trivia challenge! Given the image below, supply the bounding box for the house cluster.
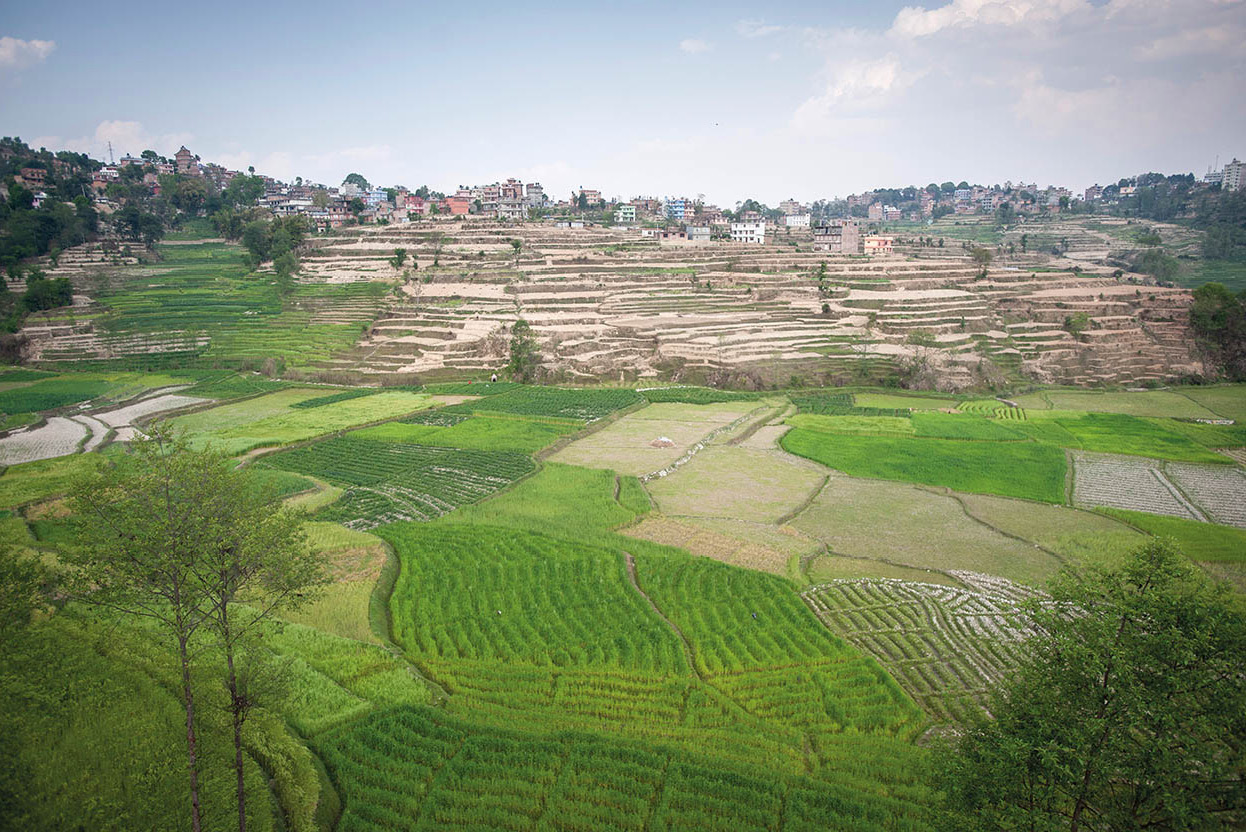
[811,219,893,256]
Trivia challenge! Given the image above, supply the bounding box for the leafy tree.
[342,173,370,190]
[222,175,265,208]
[576,191,588,210]
[64,428,226,832]
[191,465,322,832]
[1189,282,1246,379]
[1063,311,1091,338]
[940,182,956,194]
[506,318,540,382]
[994,203,1016,225]
[970,247,993,269]
[311,189,329,209]
[1132,248,1178,282]
[390,248,408,270]
[348,198,364,217]
[942,540,1246,831]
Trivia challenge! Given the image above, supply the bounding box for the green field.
[781,428,1068,502]
[354,412,578,453]
[171,388,434,453]
[1097,508,1246,564]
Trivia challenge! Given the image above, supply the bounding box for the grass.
[789,477,1065,586]
[781,429,1068,503]
[1051,413,1229,463]
[277,522,389,643]
[853,392,957,410]
[1015,389,1220,419]
[0,451,109,509]
[645,445,826,524]
[1178,384,1246,421]
[955,493,1143,568]
[442,462,644,540]
[788,412,915,436]
[638,386,761,404]
[911,411,1027,441]
[0,376,114,414]
[288,388,382,409]
[354,412,578,453]
[172,388,434,454]
[549,400,760,477]
[1097,508,1246,564]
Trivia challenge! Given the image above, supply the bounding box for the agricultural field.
[1015,389,1221,419]
[781,428,1068,503]
[259,436,535,529]
[354,411,579,453]
[1072,452,1203,520]
[789,476,1065,586]
[452,386,643,422]
[805,576,1039,724]
[170,388,434,454]
[549,400,762,477]
[644,444,826,524]
[5,371,1243,831]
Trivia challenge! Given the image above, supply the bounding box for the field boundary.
[533,398,649,462]
[775,473,831,527]
[623,552,702,680]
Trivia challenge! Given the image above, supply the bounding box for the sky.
[1,0,1243,206]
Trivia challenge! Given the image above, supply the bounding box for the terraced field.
[805,576,1040,723]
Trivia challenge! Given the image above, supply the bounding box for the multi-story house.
[813,220,860,254]
[730,221,766,245]
[614,203,636,224]
[525,182,545,206]
[1224,159,1244,191]
[574,187,602,206]
[686,225,711,242]
[778,198,805,216]
[784,213,811,228]
[1084,185,1103,202]
[863,235,895,256]
[868,203,884,221]
[175,145,198,176]
[500,178,524,201]
[496,199,527,221]
[664,197,686,221]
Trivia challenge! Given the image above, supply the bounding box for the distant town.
[10,138,1240,257]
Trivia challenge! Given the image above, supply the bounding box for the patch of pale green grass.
[646,445,826,524]
[789,476,1063,585]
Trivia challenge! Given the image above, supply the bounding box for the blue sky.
[2,0,1243,204]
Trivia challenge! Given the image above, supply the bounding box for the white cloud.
[0,36,55,69]
[889,0,1088,39]
[678,38,710,54]
[791,56,919,132]
[736,19,783,38]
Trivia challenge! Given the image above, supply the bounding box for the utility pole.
[107,141,115,165]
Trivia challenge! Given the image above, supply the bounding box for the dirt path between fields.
[623,552,703,681]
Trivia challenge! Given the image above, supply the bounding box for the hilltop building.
[174,145,198,176]
[1224,159,1244,192]
[614,203,636,224]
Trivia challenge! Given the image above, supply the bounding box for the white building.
[496,199,527,221]
[730,221,766,244]
[614,203,636,224]
[784,213,811,228]
[686,225,711,241]
[1224,159,1244,192]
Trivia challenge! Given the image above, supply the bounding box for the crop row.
[637,387,761,404]
[317,705,936,832]
[260,438,534,528]
[1164,463,1246,528]
[1071,452,1200,519]
[790,392,912,418]
[454,386,643,422]
[803,578,1037,723]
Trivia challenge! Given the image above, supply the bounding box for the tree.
[942,540,1246,831]
[1063,311,1091,338]
[970,247,993,270]
[342,173,370,191]
[506,318,540,382]
[1132,248,1178,282]
[390,248,408,270]
[273,252,298,295]
[994,203,1016,226]
[311,189,329,209]
[509,238,522,265]
[192,467,322,832]
[64,429,224,832]
[577,191,588,210]
[1189,282,1246,379]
